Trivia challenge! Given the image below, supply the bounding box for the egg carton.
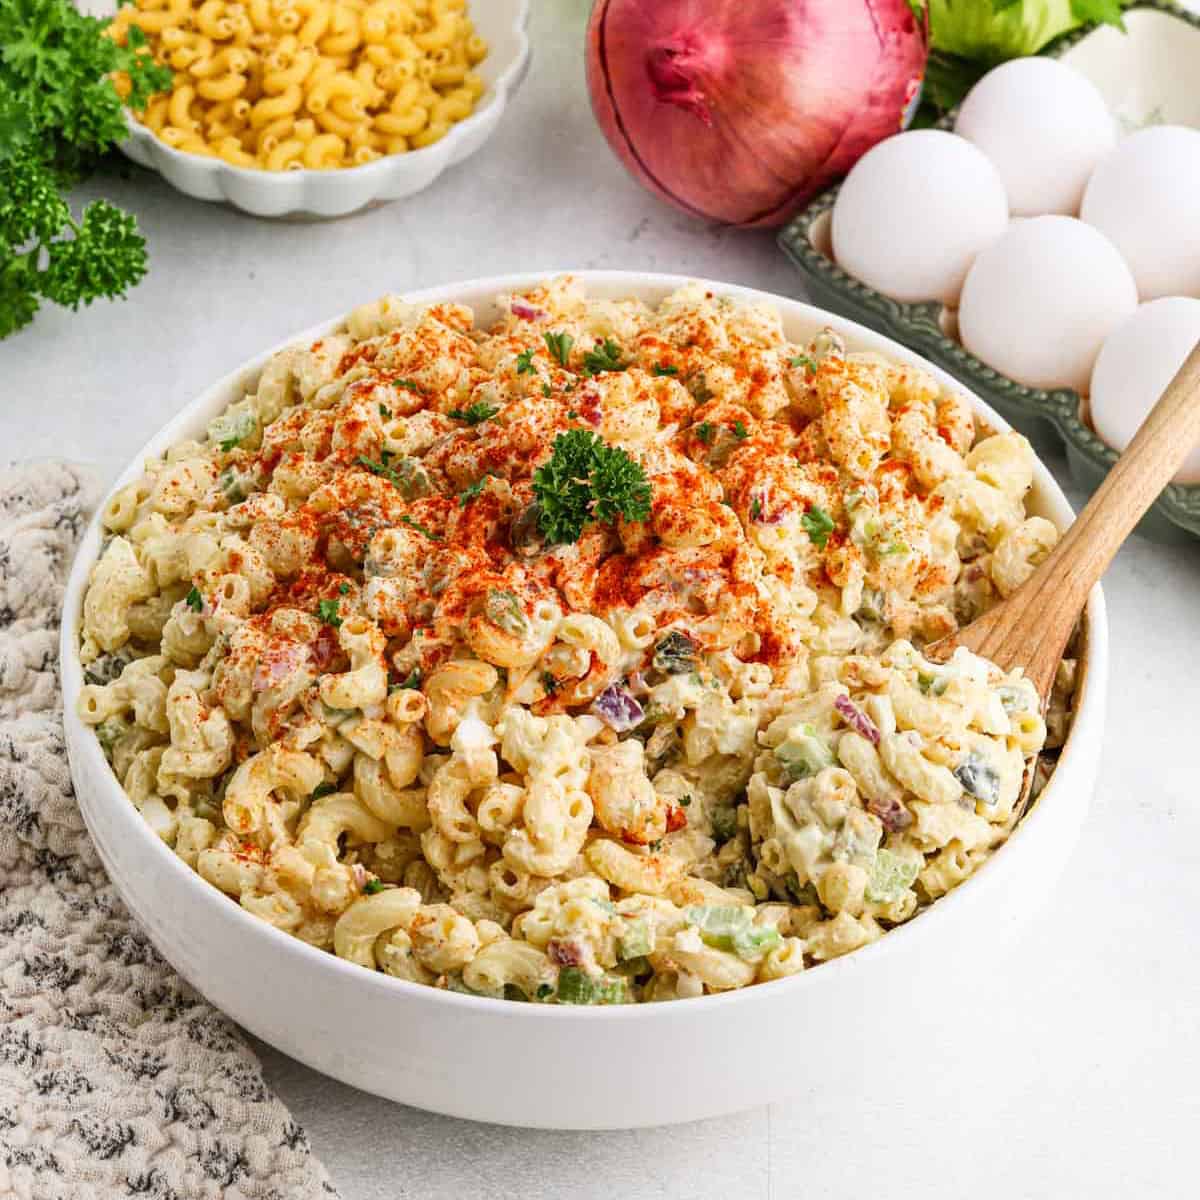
[777,0,1200,542]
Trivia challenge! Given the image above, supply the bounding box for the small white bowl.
[61,272,1108,1130]
[94,0,530,219]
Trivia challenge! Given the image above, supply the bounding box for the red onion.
[592,682,645,731]
[511,299,545,321]
[835,694,880,745]
[586,0,928,228]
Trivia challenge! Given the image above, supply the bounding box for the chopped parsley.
[651,363,678,377]
[802,505,835,549]
[541,671,560,695]
[363,878,385,895]
[448,401,499,425]
[389,668,422,693]
[185,586,203,612]
[338,582,349,594]
[399,514,441,541]
[392,378,422,393]
[789,353,816,375]
[541,383,552,397]
[582,338,625,375]
[535,983,554,1000]
[680,794,692,807]
[695,422,715,445]
[532,429,652,544]
[516,347,536,374]
[311,782,338,800]
[544,330,574,368]
[219,436,240,452]
[316,598,342,627]
[732,420,749,440]
[459,474,495,507]
[355,453,431,499]
[379,403,392,418]
[749,496,763,521]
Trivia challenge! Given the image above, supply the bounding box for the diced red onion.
[866,793,912,833]
[592,682,645,732]
[835,694,880,745]
[511,300,546,321]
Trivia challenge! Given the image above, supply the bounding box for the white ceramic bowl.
[91,0,530,218]
[61,272,1108,1130]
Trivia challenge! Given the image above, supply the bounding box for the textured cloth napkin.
[0,462,339,1200]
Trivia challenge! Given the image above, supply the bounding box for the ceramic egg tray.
[778,0,1200,542]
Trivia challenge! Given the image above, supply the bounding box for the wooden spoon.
[926,340,1200,705]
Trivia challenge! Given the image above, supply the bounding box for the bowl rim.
[112,0,531,186]
[60,269,1109,1023]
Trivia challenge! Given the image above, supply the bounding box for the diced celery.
[207,404,258,450]
[685,906,781,959]
[555,967,628,1005]
[775,724,834,780]
[865,849,920,904]
[485,589,529,637]
[618,917,654,960]
[219,468,246,503]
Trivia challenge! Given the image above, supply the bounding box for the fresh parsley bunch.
[0,0,170,338]
[532,429,652,544]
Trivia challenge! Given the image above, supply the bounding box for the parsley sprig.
[532,429,652,544]
[0,2,171,338]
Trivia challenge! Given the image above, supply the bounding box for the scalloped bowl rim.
[110,0,531,203]
[62,270,1107,1017]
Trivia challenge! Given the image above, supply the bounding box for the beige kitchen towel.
[0,461,339,1200]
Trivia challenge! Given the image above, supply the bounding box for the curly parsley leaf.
[0,0,171,338]
[651,363,678,377]
[515,347,536,374]
[695,422,715,446]
[532,429,651,544]
[363,878,385,895]
[185,586,203,612]
[802,505,835,549]
[544,330,574,368]
[448,401,499,425]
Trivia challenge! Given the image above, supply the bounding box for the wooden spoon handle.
[1038,338,1200,608]
[961,339,1200,684]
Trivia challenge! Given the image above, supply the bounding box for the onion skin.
[586,0,928,228]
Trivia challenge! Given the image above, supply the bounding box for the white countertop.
[4,3,1199,1196]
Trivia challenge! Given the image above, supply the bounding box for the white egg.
[955,57,1116,217]
[832,130,1008,306]
[958,216,1137,393]
[1081,125,1200,301]
[1090,297,1200,483]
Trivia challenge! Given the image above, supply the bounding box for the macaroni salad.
[77,279,1074,1005]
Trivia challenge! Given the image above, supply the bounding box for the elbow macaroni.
[108,0,489,170]
[77,279,1075,1005]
